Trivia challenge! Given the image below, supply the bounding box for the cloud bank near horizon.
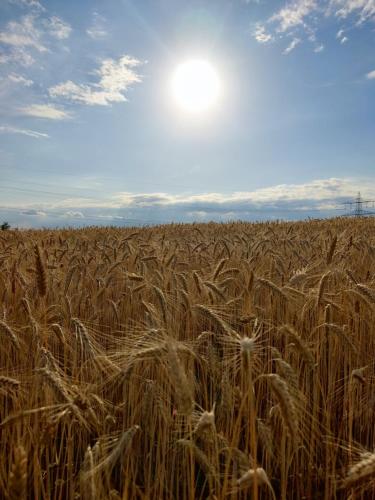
[1,177,374,228]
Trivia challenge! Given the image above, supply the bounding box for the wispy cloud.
[336,28,349,43]
[64,210,84,218]
[7,72,33,86]
[283,37,301,54]
[0,11,71,67]
[21,208,47,216]
[0,124,49,138]
[0,47,35,66]
[314,43,324,52]
[253,23,274,43]
[0,14,46,52]
[18,103,72,119]
[271,0,317,32]
[49,55,143,106]
[43,16,72,40]
[331,0,375,23]
[252,0,375,52]
[366,69,375,79]
[86,12,108,40]
[7,0,45,11]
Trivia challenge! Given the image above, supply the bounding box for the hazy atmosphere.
[1,0,374,226]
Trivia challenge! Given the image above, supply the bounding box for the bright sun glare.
[171,60,220,113]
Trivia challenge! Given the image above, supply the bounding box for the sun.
[171,60,221,113]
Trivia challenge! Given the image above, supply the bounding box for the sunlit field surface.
[1,218,375,499]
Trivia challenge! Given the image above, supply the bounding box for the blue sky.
[0,0,374,227]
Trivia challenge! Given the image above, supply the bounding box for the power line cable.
[341,192,375,217]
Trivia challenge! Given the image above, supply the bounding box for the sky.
[0,0,374,228]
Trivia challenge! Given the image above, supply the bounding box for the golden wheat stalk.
[8,445,27,500]
[34,244,47,296]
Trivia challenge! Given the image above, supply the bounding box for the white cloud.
[43,16,72,40]
[7,0,45,11]
[253,0,375,52]
[86,27,107,40]
[49,55,143,106]
[314,43,324,52]
[7,72,33,86]
[66,177,373,209]
[331,0,375,22]
[3,178,375,226]
[0,12,71,67]
[18,103,72,120]
[283,37,301,54]
[0,124,49,138]
[86,12,108,39]
[336,28,349,43]
[21,209,46,216]
[240,177,370,202]
[0,47,35,66]
[187,211,209,219]
[186,210,238,221]
[271,0,317,32]
[366,69,375,79]
[0,14,46,52]
[253,23,274,43]
[63,211,84,218]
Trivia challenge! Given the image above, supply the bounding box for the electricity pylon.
[342,192,375,217]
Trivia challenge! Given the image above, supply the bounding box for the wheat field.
[1,218,375,499]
